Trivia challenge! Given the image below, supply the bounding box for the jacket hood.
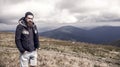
[18,17,35,27]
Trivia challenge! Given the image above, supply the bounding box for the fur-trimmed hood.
[18,17,35,28]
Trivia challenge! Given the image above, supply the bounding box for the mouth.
[29,21,33,23]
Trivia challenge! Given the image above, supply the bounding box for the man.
[15,12,40,67]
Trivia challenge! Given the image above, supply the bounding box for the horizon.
[1,25,120,33]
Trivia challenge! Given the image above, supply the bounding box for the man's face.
[25,15,34,23]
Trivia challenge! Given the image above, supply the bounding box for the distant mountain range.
[40,26,120,45]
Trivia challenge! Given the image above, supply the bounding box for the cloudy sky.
[1,0,120,32]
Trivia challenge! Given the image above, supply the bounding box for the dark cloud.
[0,0,25,4]
[57,0,85,13]
[0,0,120,31]
[58,0,103,13]
[58,0,78,9]
[0,0,20,8]
[0,16,18,25]
[95,13,120,22]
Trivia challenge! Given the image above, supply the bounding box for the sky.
[0,0,120,32]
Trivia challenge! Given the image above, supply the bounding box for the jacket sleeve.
[34,25,40,49]
[15,25,25,53]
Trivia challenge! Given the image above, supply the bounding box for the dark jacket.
[15,17,39,53]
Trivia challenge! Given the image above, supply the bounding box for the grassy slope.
[0,32,120,67]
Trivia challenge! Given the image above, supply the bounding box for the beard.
[27,21,33,28]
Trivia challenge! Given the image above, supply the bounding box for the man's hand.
[35,48,41,52]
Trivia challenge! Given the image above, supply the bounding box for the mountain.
[106,40,120,47]
[0,30,15,32]
[40,26,87,41]
[40,26,120,45]
[88,26,120,43]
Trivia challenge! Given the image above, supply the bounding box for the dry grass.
[0,32,120,67]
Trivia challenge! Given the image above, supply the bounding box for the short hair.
[25,12,34,18]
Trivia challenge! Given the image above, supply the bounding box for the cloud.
[1,0,120,23]
[0,0,78,24]
[1,0,59,17]
[43,9,78,23]
[0,0,120,31]
[58,0,120,22]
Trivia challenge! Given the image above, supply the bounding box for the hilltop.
[0,32,120,67]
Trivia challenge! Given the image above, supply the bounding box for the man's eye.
[28,18,33,19]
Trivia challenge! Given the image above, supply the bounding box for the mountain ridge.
[40,25,120,46]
